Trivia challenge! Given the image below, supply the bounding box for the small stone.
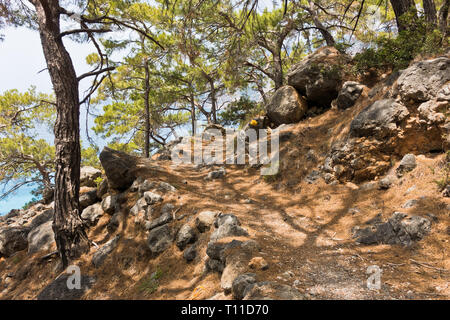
[143,191,163,205]
[396,154,416,177]
[183,245,197,262]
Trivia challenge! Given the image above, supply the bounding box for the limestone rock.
[266,85,308,125]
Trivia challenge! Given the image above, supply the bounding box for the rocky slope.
[0,50,449,300]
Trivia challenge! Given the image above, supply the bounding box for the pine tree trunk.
[273,53,284,90]
[423,0,437,26]
[32,0,89,268]
[390,0,417,31]
[144,60,151,158]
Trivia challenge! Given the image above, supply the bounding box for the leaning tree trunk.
[390,0,417,32]
[144,60,151,158]
[32,0,89,268]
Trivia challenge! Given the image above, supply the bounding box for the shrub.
[353,16,446,75]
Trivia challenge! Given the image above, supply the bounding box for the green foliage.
[353,15,446,74]
[81,145,101,169]
[218,95,262,127]
[0,88,55,200]
[139,266,164,295]
[22,198,40,210]
[93,176,104,188]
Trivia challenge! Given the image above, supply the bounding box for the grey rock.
[183,245,197,262]
[145,211,173,231]
[81,203,104,226]
[79,189,99,210]
[378,175,396,190]
[287,46,346,107]
[37,273,96,300]
[80,166,102,188]
[143,191,163,205]
[158,182,176,193]
[305,170,321,184]
[396,154,416,177]
[99,147,137,191]
[176,224,197,250]
[139,179,156,195]
[129,197,148,216]
[336,81,364,109]
[207,168,226,180]
[196,211,219,232]
[92,235,120,268]
[353,212,431,246]
[211,214,248,241]
[266,85,308,125]
[397,57,450,103]
[350,99,409,138]
[101,195,118,215]
[232,273,257,300]
[402,199,418,209]
[161,203,175,215]
[129,177,144,192]
[107,212,121,233]
[0,226,30,257]
[27,220,54,254]
[147,225,173,255]
[29,208,53,230]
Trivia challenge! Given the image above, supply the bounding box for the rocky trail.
[0,49,449,300]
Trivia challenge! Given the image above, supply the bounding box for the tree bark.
[439,0,449,36]
[143,59,151,158]
[31,0,89,268]
[390,0,417,32]
[423,0,437,26]
[307,1,335,47]
[190,92,196,136]
[273,51,284,90]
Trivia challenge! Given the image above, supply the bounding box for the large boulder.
[29,208,53,230]
[99,147,137,191]
[397,57,450,103]
[265,85,308,125]
[287,46,347,107]
[27,220,54,254]
[0,226,30,257]
[350,99,409,138]
[80,166,102,188]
